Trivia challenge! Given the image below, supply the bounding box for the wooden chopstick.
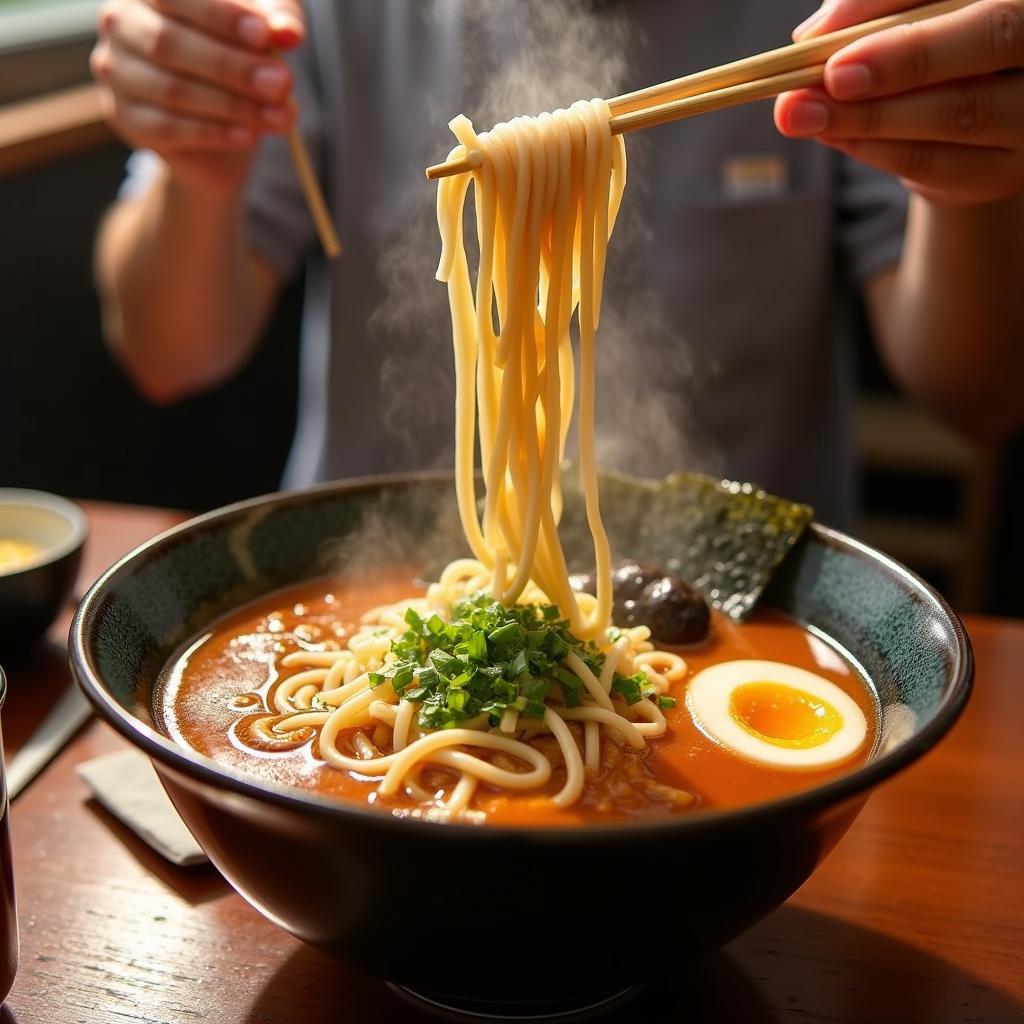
[610,64,827,135]
[607,0,973,116]
[426,150,482,181]
[273,47,341,259]
[425,0,975,181]
[285,121,341,259]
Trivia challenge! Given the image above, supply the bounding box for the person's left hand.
[774,0,1024,205]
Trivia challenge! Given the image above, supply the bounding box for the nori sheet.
[557,467,814,621]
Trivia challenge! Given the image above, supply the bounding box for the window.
[0,0,100,105]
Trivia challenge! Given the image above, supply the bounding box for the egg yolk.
[729,682,842,749]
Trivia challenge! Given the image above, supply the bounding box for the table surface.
[1,501,1021,1024]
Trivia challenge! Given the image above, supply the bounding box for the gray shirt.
[124,0,907,529]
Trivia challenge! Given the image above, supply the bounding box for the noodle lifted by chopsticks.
[436,100,626,643]
[246,102,696,821]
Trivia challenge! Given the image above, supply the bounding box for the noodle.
[231,101,693,821]
[437,101,626,640]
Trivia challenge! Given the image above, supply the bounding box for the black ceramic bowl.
[69,475,972,1016]
[0,489,87,653]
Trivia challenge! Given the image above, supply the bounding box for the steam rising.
[461,0,632,126]
[370,0,720,502]
[323,482,467,587]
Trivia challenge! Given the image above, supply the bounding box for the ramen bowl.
[0,489,87,653]
[69,475,971,1015]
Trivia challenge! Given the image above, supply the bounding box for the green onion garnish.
[367,593,612,731]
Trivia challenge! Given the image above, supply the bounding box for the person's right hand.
[91,0,305,195]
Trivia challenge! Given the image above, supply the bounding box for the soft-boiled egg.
[686,660,868,769]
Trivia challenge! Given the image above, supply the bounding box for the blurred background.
[2,0,1021,616]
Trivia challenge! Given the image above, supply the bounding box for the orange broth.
[156,570,877,826]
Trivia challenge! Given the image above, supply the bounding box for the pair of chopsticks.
[426,0,975,181]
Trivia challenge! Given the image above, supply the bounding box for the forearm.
[777,0,1024,439]
[96,165,278,404]
[874,192,1024,443]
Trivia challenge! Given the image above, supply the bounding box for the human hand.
[91,0,305,195]
[774,0,1024,205]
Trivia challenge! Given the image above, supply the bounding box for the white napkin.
[76,749,209,866]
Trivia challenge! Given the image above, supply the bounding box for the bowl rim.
[69,472,974,842]
[0,488,88,576]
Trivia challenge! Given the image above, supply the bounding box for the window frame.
[0,0,100,106]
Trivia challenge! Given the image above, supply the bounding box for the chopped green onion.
[488,621,522,646]
[520,676,550,703]
[521,699,546,719]
[612,672,647,705]
[370,592,644,735]
[508,650,530,679]
[447,689,469,712]
[545,632,569,660]
[553,667,583,707]
[429,648,459,674]
[467,630,488,662]
[416,667,439,690]
[392,663,416,693]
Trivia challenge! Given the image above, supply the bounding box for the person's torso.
[284,0,873,529]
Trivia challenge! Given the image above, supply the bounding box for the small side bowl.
[0,490,87,652]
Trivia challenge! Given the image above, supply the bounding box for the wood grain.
[2,503,1021,1023]
[0,85,113,182]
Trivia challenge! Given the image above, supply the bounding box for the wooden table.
[1,502,1021,1024]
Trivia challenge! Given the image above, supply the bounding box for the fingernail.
[238,15,269,48]
[828,63,873,100]
[793,2,833,40]
[787,100,829,136]
[228,126,255,145]
[252,64,289,99]
[269,11,303,39]
[260,105,290,129]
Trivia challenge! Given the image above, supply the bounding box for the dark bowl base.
[387,983,642,1021]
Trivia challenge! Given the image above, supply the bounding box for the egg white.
[685,659,868,769]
